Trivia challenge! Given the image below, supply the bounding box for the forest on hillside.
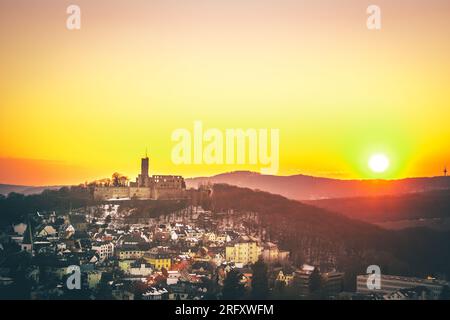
[207,184,450,289]
[0,186,94,226]
[307,189,450,222]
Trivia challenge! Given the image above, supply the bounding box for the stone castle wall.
[94,187,130,200]
[130,187,153,199]
[94,186,186,201]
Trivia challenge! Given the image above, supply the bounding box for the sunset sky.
[1,0,450,185]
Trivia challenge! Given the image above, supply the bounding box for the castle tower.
[141,156,149,179]
[139,152,150,187]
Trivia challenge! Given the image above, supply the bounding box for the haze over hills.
[3,169,450,202]
[186,171,450,200]
[306,189,450,223]
[4,169,450,200]
[0,184,63,196]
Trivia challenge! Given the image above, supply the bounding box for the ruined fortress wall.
[129,187,153,199]
[153,188,187,200]
[94,186,186,200]
[94,187,130,200]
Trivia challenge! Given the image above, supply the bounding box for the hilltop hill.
[306,189,450,223]
[205,184,450,284]
[186,171,450,200]
[0,184,63,196]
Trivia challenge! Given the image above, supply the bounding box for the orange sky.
[1,0,450,185]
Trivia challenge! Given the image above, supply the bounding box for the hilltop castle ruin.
[94,156,186,201]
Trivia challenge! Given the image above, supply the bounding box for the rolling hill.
[0,184,64,196]
[186,171,450,200]
[306,189,450,223]
[206,184,450,282]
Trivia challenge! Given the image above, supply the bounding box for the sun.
[369,154,390,173]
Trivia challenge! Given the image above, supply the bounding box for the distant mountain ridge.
[0,184,63,196]
[3,170,450,200]
[186,171,450,200]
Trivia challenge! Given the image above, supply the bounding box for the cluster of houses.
[1,205,305,299]
[3,203,445,300]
